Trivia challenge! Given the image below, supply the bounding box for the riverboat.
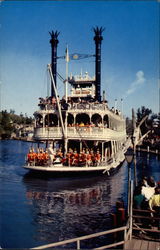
[24,27,130,174]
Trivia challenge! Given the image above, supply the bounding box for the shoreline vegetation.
[0,109,34,140]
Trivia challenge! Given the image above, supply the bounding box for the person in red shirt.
[73,149,79,166]
[86,149,91,166]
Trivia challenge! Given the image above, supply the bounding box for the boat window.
[91,113,102,127]
[67,113,74,126]
[35,114,43,127]
[76,113,90,125]
[45,114,58,127]
[103,115,109,128]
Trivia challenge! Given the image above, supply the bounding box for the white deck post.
[102,142,104,161]
[80,141,82,152]
[77,240,80,249]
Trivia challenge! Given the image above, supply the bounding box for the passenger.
[149,187,160,211]
[56,148,63,158]
[37,148,44,165]
[86,150,91,166]
[78,152,83,165]
[66,148,73,165]
[95,150,101,165]
[81,149,87,164]
[48,144,55,163]
[27,148,33,162]
[149,187,160,228]
[79,122,84,127]
[40,148,47,164]
[90,149,95,165]
[141,181,155,208]
[30,148,37,164]
[147,176,156,188]
[133,186,145,209]
[141,176,149,187]
[73,150,79,165]
[44,149,49,163]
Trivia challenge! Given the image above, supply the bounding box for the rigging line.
[41,68,48,97]
[57,54,95,60]
[66,60,95,64]
[57,72,65,82]
[75,127,90,151]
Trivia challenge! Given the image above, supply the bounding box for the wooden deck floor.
[124,238,160,250]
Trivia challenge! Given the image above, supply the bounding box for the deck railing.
[34,126,125,140]
[32,225,130,250]
[132,209,160,236]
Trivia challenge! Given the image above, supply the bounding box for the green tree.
[0,110,34,139]
[137,106,152,123]
[126,117,133,135]
[0,110,14,139]
[136,106,152,135]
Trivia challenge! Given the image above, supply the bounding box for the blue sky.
[0,1,159,118]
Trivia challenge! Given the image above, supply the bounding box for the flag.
[65,45,69,62]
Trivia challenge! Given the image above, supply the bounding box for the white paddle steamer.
[24,27,130,174]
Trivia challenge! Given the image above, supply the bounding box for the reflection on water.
[23,167,127,245]
[0,140,159,248]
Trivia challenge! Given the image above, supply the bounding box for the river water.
[0,140,159,248]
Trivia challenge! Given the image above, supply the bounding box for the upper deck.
[34,126,126,141]
[34,99,126,141]
[68,72,96,99]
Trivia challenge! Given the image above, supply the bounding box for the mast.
[65,45,69,102]
[93,26,105,102]
[49,30,59,97]
[48,64,65,138]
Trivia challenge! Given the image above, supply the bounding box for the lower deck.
[124,238,160,250]
[24,155,125,174]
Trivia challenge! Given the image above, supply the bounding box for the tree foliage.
[0,110,34,139]
[137,106,152,123]
[136,106,159,135]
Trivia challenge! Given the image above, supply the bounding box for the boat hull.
[23,156,125,175]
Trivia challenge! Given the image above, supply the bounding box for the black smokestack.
[49,30,60,97]
[93,27,104,102]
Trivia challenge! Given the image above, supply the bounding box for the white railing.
[34,127,126,140]
[69,103,107,111]
[31,182,133,250]
[32,225,130,250]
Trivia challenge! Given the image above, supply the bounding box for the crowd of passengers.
[67,122,108,128]
[27,146,101,167]
[133,176,160,229]
[38,96,121,116]
[36,121,109,128]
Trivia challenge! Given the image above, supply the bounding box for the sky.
[0,0,159,118]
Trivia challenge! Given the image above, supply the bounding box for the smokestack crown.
[49,30,60,46]
[93,26,105,43]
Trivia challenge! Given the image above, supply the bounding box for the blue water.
[0,140,159,248]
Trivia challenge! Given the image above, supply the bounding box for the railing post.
[127,163,131,215]
[124,227,127,242]
[77,239,80,250]
[129,180,133,240]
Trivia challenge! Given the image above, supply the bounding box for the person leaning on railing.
[149,187,160,228]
